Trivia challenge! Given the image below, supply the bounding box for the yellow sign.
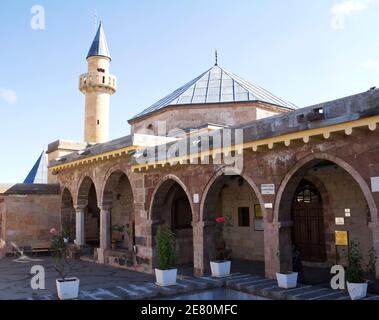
[335,231,348,246]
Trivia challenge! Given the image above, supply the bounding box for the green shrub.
[346,241,365,283]
[156,226,176,270]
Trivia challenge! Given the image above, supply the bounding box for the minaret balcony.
[79,73,117,94]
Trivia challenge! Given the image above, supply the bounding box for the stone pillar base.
[97,248,106,264]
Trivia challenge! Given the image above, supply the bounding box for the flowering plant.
[214,216,231,261]
[50,228,71,280]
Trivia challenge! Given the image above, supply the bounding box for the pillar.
[97,206,111,264]
[192,221,214,276]
[74,207,85,246]
[369,222,379,279]
[264,221,293,279]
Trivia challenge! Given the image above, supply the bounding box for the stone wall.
[129,102,287,134]
[220,179,264,262]
[0,184,60,253]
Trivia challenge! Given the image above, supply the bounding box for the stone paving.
[31,273,379,301]
[2,256,379,300]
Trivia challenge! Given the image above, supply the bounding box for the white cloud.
[361,59,379,71]
[0,88,17,104]
[331,0,375,30]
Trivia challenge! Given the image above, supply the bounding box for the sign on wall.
[371,177,379,192]
[261,184,275,195]
[335,231,349,246]
[335,217,345,226]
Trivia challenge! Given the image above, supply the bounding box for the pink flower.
[49,228,57,235]
[215,217,225,223]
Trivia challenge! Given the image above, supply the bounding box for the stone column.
[264,221,293,279]
[97,206,111,264]
[74,207,85,246]
[369,222,379,279]
[193,221,214,276]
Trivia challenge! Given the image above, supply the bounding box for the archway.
[278,159,374,284]
[102,171,135,253]
[150,178,194,273]
[77,176,100,247]
[61,188,75,242]
[201,174,265,275]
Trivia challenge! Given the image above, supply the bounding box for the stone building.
[3,23,379,281]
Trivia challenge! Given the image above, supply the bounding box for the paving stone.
[312,291,350,300]
[225,275,262,286]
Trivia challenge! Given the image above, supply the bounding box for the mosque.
[1,22,379,281]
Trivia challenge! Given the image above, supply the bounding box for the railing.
[79,72,117,92]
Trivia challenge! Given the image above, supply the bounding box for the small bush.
[156,226,176,270]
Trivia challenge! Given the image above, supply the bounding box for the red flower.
[215,217,225,223]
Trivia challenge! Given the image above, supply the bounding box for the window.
[97,120,100,125]
[97,68,105,73]
[254,204,264,231]
[238,207,250,227]
[102,76,105,84]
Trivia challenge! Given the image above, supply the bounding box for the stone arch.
[274,153,375,278]
[99,165,135,208]
[274,153,377,224]
[200,166,266,222]
[148,174,194,222]
[101,169,135,251]
[76,175,100,247]
[77,175,98,208]
[61,187,75,241]
[149,174,194,267]
[199,166,266,275]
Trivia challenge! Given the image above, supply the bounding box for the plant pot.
[276,272,298,289]
[347,281,368,300]
[56,277,80,300]
[155,268,177,287]
[210,261,231,278]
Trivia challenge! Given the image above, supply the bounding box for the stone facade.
[48,123,379,280]
[129,102,287,135]
[0,184,60,255]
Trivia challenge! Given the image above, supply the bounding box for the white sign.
[264,203,273,209]
[193,194,199,204]
[345,209,351,217]
[261,184,275,195]
[335,217,345,226]
[371,177,379,192]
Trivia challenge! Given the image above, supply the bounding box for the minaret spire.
[87,21,111,60]
[80,21,117,144]
[214,49,218,66]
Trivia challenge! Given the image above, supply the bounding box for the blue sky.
[0,0,379,182]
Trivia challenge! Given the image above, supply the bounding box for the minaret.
[79,22,117,144]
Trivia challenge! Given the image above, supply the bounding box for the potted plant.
[210,216,232,277]
[276,245,299,289]
[276,271,298,289]
[50,227,80,300]
[155,226,177,287]
[346,241,368,300]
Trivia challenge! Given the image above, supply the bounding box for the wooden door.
[292,180,326,262]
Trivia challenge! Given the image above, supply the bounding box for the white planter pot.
[56,277,80,300]
[155,268,177,287]
[276,272,298,289]
[347,282,368,300]
[210,261,231,278]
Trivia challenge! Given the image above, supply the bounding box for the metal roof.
[130,65,298,121]
[87,22,111,60]
[23,151,48,184]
